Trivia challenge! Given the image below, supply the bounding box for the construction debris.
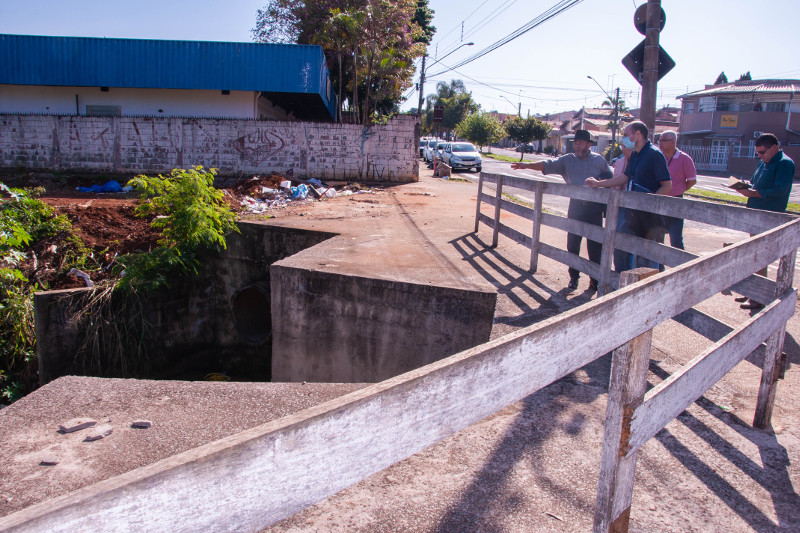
[224,173,380,214]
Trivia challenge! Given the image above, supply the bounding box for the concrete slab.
[1,165,798,531]
[0,376,368,518]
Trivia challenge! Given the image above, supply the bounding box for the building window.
[766,102,786,112]
[732,141,742,157]
[716,97,735,111]
[684,101,696,114]
[699,97,715,112]
[85,105,121,117]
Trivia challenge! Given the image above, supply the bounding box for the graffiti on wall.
[230,128,286,164]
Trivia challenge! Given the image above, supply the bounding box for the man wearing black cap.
[512,129,613,291]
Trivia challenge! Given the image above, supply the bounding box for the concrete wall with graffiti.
[0,114,420,182]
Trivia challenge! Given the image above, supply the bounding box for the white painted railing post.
[599,189,621,296]
[754,249,797,428]
[474,171,484,233]
[491,175,504,247]
[593,267,658,533]
[529,180,544,272]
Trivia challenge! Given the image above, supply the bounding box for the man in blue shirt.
[733,132,795,309]
[585,120,672,272]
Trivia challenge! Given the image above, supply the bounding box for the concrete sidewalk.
[1,166,797,532]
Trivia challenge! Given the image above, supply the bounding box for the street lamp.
[587,75,620,162]
[417,42,474,116]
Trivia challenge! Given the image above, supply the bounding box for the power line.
[428,0,585,78]
[432,0,493,50]
[435,0,521,54]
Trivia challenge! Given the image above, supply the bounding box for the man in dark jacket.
[734,132,795,309]
[585,121,672,271]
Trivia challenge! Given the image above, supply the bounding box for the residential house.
[676,79,800,177]
[0,34,336,122]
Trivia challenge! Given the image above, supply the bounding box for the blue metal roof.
[0,34,336,120]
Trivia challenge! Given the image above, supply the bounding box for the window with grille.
[766,102,786,112]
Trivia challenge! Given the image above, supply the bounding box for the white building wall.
[0,85,257,119]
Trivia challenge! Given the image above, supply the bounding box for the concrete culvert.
[232,285,271,345]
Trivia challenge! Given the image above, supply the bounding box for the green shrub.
[0,185,88,402]
[119,166,239,292]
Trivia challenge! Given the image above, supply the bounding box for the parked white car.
[423,139,440,164]
[442,142,482,172]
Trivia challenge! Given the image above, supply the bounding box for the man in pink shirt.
[658,130,697,249]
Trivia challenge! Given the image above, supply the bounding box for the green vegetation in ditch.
[0,185,93,402]
[75,166,240,379]
[117,166,239,292]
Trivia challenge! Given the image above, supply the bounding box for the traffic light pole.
[639,0,661,138]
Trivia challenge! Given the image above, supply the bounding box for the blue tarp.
[77,180,123,193]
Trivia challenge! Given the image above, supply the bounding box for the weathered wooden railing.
[1,177,798,532]
[475,171,798,531]
[474,171,792,298]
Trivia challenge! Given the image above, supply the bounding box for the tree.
[455,113,505,152]
[412,0,436,45]
[738,71,752,81]
[421,80,478,137]
[531,119,553,154]
[252,0,431,124]
[714,71,728,85]
[505,116,551,161]
[601,95,627,141]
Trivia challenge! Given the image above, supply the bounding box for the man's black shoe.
[588,279,598,292]
[568,278,579,290]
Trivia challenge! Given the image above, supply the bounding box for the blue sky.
[2,0,798,116]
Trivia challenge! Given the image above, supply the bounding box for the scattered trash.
[290,184,309,200]
[221,173,381,214]
[39,457,60,466]
[131,420,153,429]
[545,512,564,521]
[67,268,94,287]
[76,180,124,194]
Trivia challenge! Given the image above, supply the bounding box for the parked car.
[419,139,428,158]
[423,139,440,163]
[429,141,449,168]
[515,143,534,153]
[442,142,482,172]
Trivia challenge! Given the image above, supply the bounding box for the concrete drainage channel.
[34,221,497,385]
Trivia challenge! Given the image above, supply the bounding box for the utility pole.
[612,87,620,157]
[416,54,426,116]
[639,0,661,138]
